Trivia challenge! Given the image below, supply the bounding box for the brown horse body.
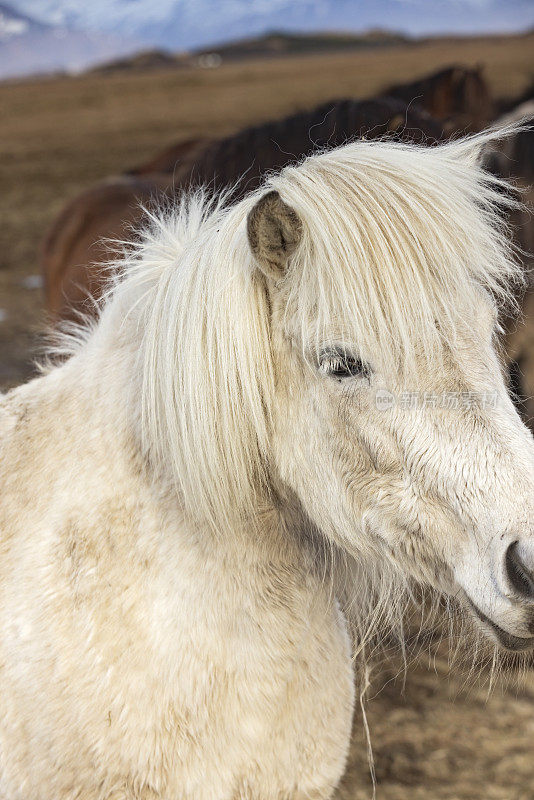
[42,96,445,321]
[43,174,174,321]
[155,96,445,196]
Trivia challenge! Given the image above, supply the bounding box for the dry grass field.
[338,642,534,800]
[1,31,533,799]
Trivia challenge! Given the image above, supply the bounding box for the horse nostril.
[505,541,534,600]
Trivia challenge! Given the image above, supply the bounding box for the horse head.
[244,134,534,652]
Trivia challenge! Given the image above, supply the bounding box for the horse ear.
[247,190,302,280]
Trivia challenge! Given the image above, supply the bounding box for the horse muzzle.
[457,538,534,652]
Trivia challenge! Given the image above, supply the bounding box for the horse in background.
[42,174,174,322]
[131,95,445,183]
[131,65,494,179]
[42,96,444,323]
[3,131,534,799]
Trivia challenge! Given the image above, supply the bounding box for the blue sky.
[11,0,534,49]
[4,0,530,80]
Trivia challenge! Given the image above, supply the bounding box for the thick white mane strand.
[113,128,523,535]
[132,192,276,535]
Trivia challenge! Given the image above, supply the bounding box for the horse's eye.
[320,351,370,380]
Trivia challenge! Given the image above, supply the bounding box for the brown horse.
[43,66,495,321]
[42,174,175,322]
[42,96,444,321]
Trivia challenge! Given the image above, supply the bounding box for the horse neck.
[60,289,147,465]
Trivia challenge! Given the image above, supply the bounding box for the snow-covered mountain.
[0,2,140,78]
[10,0,534,51]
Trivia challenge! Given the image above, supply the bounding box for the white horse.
[1,130,534,799]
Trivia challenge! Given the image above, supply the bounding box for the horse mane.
[97,127,523,537]
[110,190,275,535]
[483,102,534,179]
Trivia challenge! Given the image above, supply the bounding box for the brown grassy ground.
[1,32,533,798]
[337,641,534,800]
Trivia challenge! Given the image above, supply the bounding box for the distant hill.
[89,49,190,75]
[196,29,410,61]
[0,2,140,79]
[89,30,411,77]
